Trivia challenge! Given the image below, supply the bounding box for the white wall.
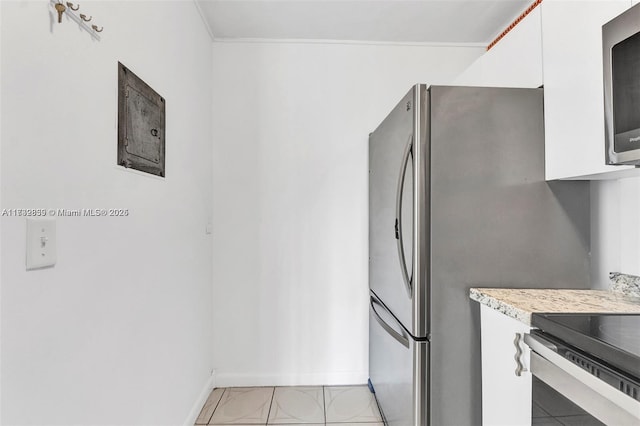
[591,177,640,289]
[1,2,213,425]
[211,41,482,386]
[618,178,640,276]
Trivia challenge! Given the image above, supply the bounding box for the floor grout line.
[265,386,276,425]
[206,388,226,425]
[322,385,327,425]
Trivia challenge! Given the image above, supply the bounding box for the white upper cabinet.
[542,0,637,180]
[454,8,543,88]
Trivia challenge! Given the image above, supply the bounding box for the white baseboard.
[183,371,216,426]
[215,371,368,388]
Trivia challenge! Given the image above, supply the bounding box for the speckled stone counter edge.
[610,272,640,298]
[469,287,640,326]
[469,288,532,325]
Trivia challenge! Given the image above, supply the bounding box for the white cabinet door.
[542,0,635,180]
[454,8,543,88]
[480,305,532,426]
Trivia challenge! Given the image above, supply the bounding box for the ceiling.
[195,0,531,45]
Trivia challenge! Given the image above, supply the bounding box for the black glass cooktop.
[532,313,640,379]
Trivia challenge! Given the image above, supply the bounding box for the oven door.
[525,332,640,425]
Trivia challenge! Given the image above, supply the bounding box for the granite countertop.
[469,288,640,325]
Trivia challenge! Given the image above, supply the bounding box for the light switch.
[26,218,56,270]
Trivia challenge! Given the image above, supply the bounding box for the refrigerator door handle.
[395,135,413,298]
[371,295,411,349]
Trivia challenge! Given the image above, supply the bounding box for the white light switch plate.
[26,218,56,270]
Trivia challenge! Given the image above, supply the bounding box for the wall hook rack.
[50,0,103,39]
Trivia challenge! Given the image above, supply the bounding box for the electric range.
[532,313,640,382]
[526,313,640,425]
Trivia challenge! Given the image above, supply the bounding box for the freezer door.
[369,84,428,337]
[369,292,429,426]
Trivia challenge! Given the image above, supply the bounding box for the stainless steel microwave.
[603,3,640,165]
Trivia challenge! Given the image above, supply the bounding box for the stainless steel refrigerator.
[368,85,591,426]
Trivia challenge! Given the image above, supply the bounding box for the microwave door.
[612,31,640,156]
[603,2,640,165]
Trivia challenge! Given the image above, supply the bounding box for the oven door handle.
[525,333,640,425]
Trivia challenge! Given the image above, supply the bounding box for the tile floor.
[195,385,384,425]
